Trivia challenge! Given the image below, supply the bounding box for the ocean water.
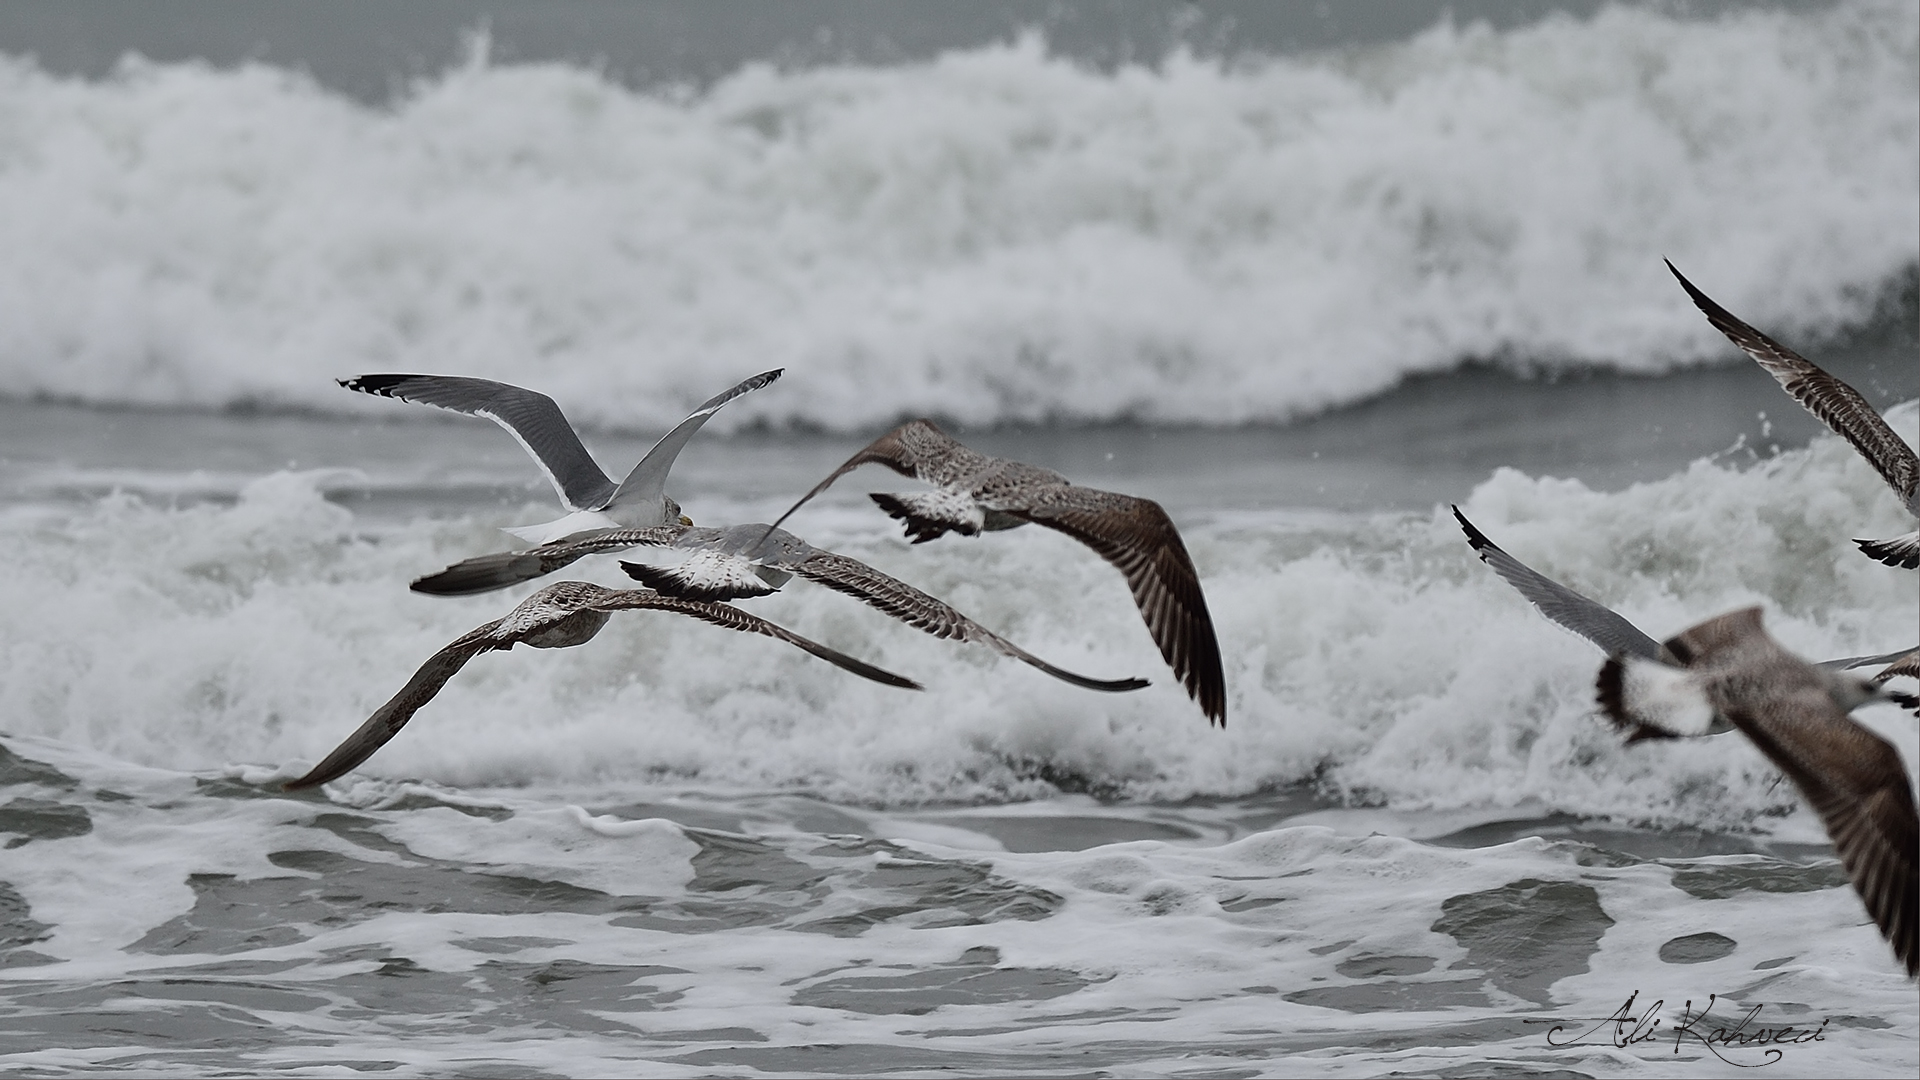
[3,2,1918,1076]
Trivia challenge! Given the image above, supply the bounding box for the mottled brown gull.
[762,419,1225,725]
[284,580,917,790]
[1453,505,1916,735]
[1597,607,1917,976]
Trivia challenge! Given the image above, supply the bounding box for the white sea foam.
[0,2,1913,428]
[2,408,1912,840]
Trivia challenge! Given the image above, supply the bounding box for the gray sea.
[1,2,1916,1076]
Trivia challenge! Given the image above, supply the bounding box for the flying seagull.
[1453,504,1916,739]
[339,369,782,545]
[1596,607,1918,976]
[284,580,919,790]
[1667,261,1918,569]
[760,420,1225,725]
[412,522,1150,695]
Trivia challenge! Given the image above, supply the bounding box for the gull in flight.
[1453,504,1917,741]
[1596,607,1918,976]
[340,369,782,545]
[413,522,1150,695]
[284,580,919,790]
[761,420,1225,725]
[1668,261,1918,569]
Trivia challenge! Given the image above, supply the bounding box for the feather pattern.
[1668,262,1918,567]
[1594,607,1918,976]
[284,581,918,790]
[611,522,1150,693]
[765,419,1224,723]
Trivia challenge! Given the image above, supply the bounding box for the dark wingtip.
[339,373,417,399]
[1595,657,1630,732]
[1855,537,1920,570]
[1450,504,1494,555]
[1663,260,1737,327]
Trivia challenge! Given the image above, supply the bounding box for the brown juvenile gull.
[1667,261,1918,569]
[413,523,1150,695]
[1452,505,1917,732]
[1596,607,1919,976]
[759,419,1224,725]
[284,580,919,790]
[339,369,781,545]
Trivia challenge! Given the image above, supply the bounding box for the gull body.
[340,369,781,545]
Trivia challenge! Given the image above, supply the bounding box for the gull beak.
[680,514,694,526]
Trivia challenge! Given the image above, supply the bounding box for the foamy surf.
[0,1,1913,428]
[2,407,1911,835]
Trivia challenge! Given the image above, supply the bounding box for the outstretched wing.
[340,374,616,511]
[591,590,921,690]
[788,549,1149,694]
[283,627,502,790]
[1454,506,1664,662]
[1006,486,1225,725]
[608,369,783,510]
[1732,692,1919,977]
[1668,262,1919,517]
[763,420,981,539]
[409,527,693,596]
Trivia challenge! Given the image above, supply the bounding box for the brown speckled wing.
[789,550,1148,693]
[592,590,922,690]
[1730,692,1918,977]
[1668,262,1919,517]
[1872,647,1920,684]
[1005,485,1226,725]
[283,610,525,790]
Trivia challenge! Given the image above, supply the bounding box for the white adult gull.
[339,369,782,545]
[284,580,919,790]
[1667,261,1919,569]
[1596,607,1918,976]
[412,522,1151,695]
[761,419,1226,725]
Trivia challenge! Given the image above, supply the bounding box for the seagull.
[412,522,1150,695]
[1596,607,1918,976]
[1453,504,1917,741]
[760,419,1225,725]
[283,580,920,790]
[1667,261,1918,569]
[339,369,781,545]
